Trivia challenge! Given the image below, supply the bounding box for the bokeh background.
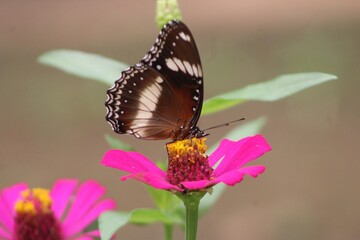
[1,1,359,239]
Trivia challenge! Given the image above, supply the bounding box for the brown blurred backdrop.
[1,1,360,239]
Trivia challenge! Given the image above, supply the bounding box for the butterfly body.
[106,20,206,141]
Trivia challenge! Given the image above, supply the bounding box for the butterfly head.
[191,127,208,139]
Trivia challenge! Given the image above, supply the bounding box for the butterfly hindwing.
[106,65,181,139]
[106,20,204,140]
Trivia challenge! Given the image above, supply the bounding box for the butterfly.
[105,20,207,141]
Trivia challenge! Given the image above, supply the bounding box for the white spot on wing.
[179,32,191,42]
[142,53,151,61]
[183,61,194,76]
[155,76,163,83]
[197,64,203,77]
[166,58,179,72]
[192,64,198,77]
[173,58,186,73]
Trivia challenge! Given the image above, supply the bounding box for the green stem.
[164,223,173,240]
[177,192,206,240]
[184,198,199,240]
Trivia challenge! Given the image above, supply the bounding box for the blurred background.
[1,1,359,239]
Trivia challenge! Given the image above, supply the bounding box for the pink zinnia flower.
[0,179,116,240]
[101,135,271,192]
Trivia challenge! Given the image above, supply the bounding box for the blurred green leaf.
[202,72,337,115]
[147,186,182,211]
[38,49,128,85]
[104,134,134,151]
[99,208,183,239]
[99,211,131,240]
[199,116,267,216]
[130,208,182,225]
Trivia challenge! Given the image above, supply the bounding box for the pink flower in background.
[0,179,116,240]
[102,135,271,192]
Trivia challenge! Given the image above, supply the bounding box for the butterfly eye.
[105,20,205,141]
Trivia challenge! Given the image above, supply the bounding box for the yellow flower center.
[166,138,213,190]
[166,138,207,159]
[15,188,52,215]
[14,187,63,240]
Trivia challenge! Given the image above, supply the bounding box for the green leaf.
[199,117,267,216]
[99,208,183,239]
[147,186,182,211]
[38,49,128,85]
[202,72,337,115]
[130,208,181,225]
[99,211,132,240]
[104,134,134,151]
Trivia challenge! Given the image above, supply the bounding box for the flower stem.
[164,223,173,240]
[177,192,206,240]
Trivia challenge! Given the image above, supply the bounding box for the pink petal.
[62,180,108,237]
[121,172,182,191]
[101,150,181,190]
[50,179,78,219]
[212,135,271,177]
[181,180,212,190]
[215,165,266,186]
[0,225,11,239]
[63,199,116,237]
[0,183,28,234]
[101,150,165,177]
[208,139,234,167]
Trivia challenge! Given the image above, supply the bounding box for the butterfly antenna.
[202,118,246,132]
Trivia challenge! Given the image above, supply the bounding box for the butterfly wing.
[141,20,204,135]
[106,20,204,140]
[106,64,181,140]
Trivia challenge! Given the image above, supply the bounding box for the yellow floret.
[166,138,207,158]
[14,188,52,214]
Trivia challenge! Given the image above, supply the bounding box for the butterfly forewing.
[106,20,204,140]
[141,20,204,130]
